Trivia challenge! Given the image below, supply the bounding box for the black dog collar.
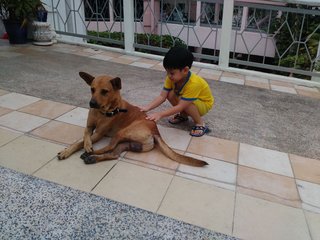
[102,108,128,117]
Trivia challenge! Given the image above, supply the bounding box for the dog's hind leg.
[81,142,143,164]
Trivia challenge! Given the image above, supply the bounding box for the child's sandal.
[168,114,189,124]
[190,125,210,137]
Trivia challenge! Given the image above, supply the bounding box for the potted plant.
[0,0,43,44]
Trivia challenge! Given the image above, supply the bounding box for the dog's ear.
[79,72,95,86]
[110,77,122,90]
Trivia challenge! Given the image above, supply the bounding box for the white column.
[241,7,249,31]
[219,0,234,68]
[123,0,135,53]
[196,1,201,27]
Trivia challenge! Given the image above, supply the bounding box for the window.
[84,0,110,21]
[161,0,196,24]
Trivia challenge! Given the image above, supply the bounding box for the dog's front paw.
[57,149,70,160]
[81,152,97,164]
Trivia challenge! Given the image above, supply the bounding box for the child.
[140,46,214,137]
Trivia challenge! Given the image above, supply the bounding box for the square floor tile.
[296,88,320,99]
[0,111,49,132]
[158,176,235,235]
[98,51,123,58]
[130,62,154,69]
[19,100,76,119]
[0,107,12,117]
[0,127,22,147]
[245,76,269,83]
[187,135,238,164]
[237,166,300,208]
[220,76,245,85]
[89,54,114,61]
[271,85,297,94]
[30,120,84,145]
[92,161,173,212]
[158,125,191,151]
[55,107,88,127]
[33,151,117,192]
[295,85,319,93]
[198,69,222,81]
[304,211,320,240]
[139,58,161,65]
[239,143,293,177]
[110,57,135,65]
[290,154,320,184]
[118,55,141,61]
[0,93,40,110]
[124,147,179,170]
[151,63,165,71]
[296,180,320,209]
[222,72,245,79]
[270,80,294,87]
[245,80,270,89]
[233,193,311,240]
[179,153,237,185]
[0,135,62,174]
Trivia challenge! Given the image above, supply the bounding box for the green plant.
[272,4,320,77]
[87,31,187,52]
[0,0,43,25]
[315,61,320,72]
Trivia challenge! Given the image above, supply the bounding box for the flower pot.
[3,20,28,44]
[36,10,48,22]
[32,21,54,46]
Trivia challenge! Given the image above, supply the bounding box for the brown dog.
[57,72,208,167]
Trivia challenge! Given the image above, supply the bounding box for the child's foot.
[168,114,188,124]
[190,124,210,137]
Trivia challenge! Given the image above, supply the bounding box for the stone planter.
[32,21,54,46]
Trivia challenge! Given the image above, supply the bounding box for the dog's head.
[79,72,122,112]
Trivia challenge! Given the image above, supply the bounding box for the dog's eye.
[101,89,108,96]
[91,88,95,94]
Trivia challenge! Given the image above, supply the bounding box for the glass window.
[84,0,110,21]
[161,0,196,24]
[200,2,223,26]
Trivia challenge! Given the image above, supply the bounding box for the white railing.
[44,0,320,85]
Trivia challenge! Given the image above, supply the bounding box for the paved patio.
[0,40,320,239]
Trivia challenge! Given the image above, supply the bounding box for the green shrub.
[87,31,187,52]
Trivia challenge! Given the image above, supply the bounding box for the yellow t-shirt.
[163,72,214,113]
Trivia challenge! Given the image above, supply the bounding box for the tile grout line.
[231,141,241,235]
[155,173,175,214]
[90,159,120,192]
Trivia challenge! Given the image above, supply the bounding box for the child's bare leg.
[184,103,209,136]
[184,103,203,125]
[167,91,189,123]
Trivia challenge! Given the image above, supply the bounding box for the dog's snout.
[89,99,99,109]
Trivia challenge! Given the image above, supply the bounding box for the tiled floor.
[0,89,319,240]
[1,42,320,239]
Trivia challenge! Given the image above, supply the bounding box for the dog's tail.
[154,135,208,167]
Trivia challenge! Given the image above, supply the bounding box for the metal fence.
[47,0,320,80]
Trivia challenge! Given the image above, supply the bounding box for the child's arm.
[140,90,168,112]
[146,100,191,122]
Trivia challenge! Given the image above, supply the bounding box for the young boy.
[140,46,214,137]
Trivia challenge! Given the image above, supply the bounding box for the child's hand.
[146,112,162,122]
[139,106,149,112]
